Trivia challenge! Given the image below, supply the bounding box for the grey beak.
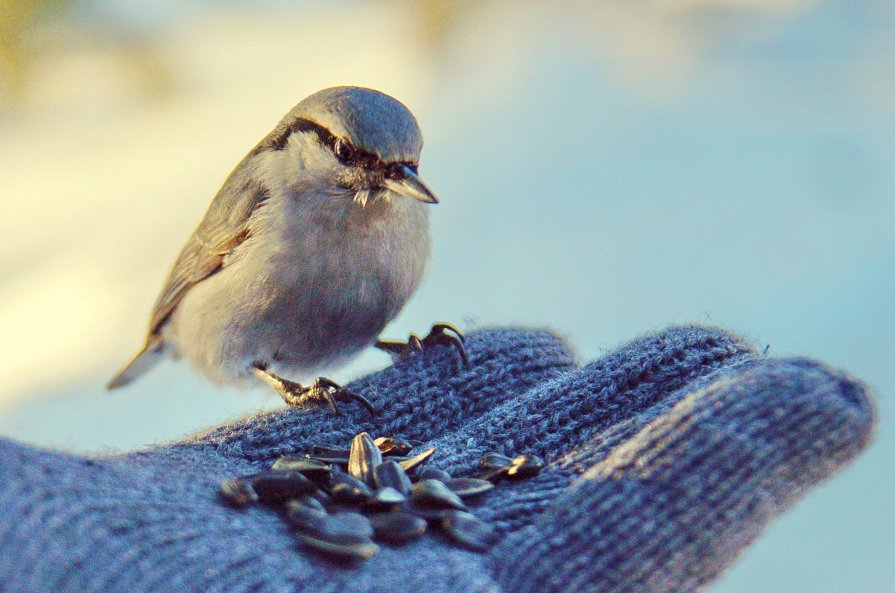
[384,164,438,204]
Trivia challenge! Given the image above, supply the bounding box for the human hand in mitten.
[0,326,874,593]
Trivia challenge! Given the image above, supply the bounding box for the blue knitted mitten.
[0,326,874,593]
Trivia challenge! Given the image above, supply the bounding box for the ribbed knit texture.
[0,327,875,593]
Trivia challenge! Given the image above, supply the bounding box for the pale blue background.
[0,1,892,591]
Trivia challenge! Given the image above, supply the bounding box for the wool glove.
[0,326,874,593]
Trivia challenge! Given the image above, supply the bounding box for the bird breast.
[234,191,431,376]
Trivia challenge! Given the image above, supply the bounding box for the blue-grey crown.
[263,87,423,164]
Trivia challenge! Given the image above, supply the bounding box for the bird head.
[258,87,437,208]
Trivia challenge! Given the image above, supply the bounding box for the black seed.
[443,477,494,499]
[373,436,413,456]
[294,493,327,513]
[219,477,258,507]
[328,469,374,503]
[367,511,427,543]
[314,511,375,540]
[271,457,332,481]
[405,503,456,523]
[410,479,468,511]
[418,467,452,482]
[479,452,513,470]
[373,460,413,495]
[399,448,436,474]
[307,488,334,508]
[363,486,407,510]
[306,454,349,466]
[348,432,382,486]
[297,534,379,561]
[285,498,327,530]
[251,471,317,503]
[506,454,544,479]
[439,510,498,551]
[309,444,351,457]
[470,466,509,483]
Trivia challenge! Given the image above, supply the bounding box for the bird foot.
[375,322,469,365]
[253,368,375,416]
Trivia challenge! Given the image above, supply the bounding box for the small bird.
[108,86,465,414]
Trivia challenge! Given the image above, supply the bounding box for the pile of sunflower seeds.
[219,432,543,561]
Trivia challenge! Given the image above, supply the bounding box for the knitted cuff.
[494,358,874,593]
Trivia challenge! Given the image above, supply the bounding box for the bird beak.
[384,164,439,204]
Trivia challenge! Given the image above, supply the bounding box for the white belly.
[166,195,430,386]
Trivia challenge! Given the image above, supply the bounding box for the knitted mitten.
[0,327,874,593]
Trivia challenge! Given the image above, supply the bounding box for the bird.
[107,86,466,415]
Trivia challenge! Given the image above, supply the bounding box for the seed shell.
[348,432,383,486]
[410,479,468,511]
[399,447,436,474]
[271,457,332,481]
[328,469,374,503]
[250,471,317,503]
[479,452,513,470]
[506,454,544,479]
[440,510,498,551]
[364,486,407,509]
[373,436,413,456]
[373,460,413,495]
[219,477,258,507]
[418,467,452,482]
[297,534,379,561]
[285,498,327,530]
[443,477,494,499]
[313,511,375,540]
[367,511,427,543]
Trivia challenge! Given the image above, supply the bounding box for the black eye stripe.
[287,118,379,169]
[258,117,417,173]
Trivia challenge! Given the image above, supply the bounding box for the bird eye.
[333,138,354,163]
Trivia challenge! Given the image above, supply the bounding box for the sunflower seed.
[328,469,374,503]
[219,477,258,507]
[306,454,350,466]
[480,452,513,469]
[471,467,509,482]
[367,511,427,543]
[439,510,498,551]
[271,457,332,481]
[373,436,413,456]
[295,492,327,513]
[506,454,544,479]
[309,444,351,457]
[363,486,407,510]
[373,460,413,495]
[250,471,317,503]
[313,511,375,540]
[307,487,334,508]
[285,498,327,530]
[418,467,452,482]
[398,447,436,474]
[443,477,494,499]
[410,479,468,511]
[297,534,379,561]
[348,432,382,486]
[405,503,455,523]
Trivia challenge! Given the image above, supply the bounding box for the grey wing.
[147,174,271,337]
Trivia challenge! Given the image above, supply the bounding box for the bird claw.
[254,368,375,416]
[376,322,469,365]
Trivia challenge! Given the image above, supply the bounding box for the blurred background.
[0,0,892,589]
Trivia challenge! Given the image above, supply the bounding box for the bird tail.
[107,336,166,390]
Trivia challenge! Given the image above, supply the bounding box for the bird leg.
[375,322,469,365]
[252,367,375,416]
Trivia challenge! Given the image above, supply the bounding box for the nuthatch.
[108,87,465,414]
